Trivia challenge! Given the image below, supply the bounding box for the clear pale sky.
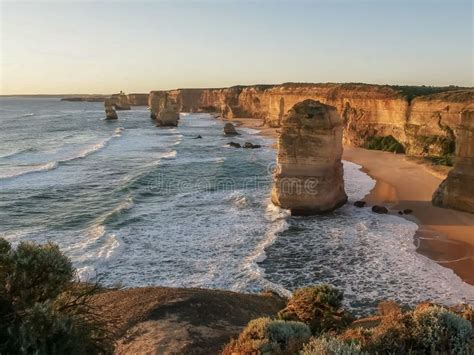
[1,0,473,94]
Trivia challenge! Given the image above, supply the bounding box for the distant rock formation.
[61,95,107,102]
[432,109,474,213]
[271,100,347,215]
[127,93,149,106]
[110,91,131,110]
[224,123,239,136]
[148,84,472,161]
[149,91,179,126]
[104,98,118,120]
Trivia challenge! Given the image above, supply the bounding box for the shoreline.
[231,117,474,287]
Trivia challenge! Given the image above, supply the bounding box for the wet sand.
[232,117,474,286]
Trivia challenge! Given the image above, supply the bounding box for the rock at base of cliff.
[224,123,239,136]
[372,205,388,214]
[354,201,366,208]
[243,142,261,149]
[271,100,347,215]
[228,142,241,148]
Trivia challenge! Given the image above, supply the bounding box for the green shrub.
[365,313,410,354]
[0,238,113,354]
[364,135,405,154]
[301,336,364,355]
[425,155,454,166]
[278,284,352,334]
[410,304,472,354]
[338,303,473,354]
[222,317,311,354]
[417,134,456,157]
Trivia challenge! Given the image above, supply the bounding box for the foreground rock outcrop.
[271,100,347,215]
[104,98,118,120]
[149,91,180,126]
[92,287,285,354]
[433,109,474,213]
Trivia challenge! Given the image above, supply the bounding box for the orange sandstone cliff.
[148,83,473,158]
[432,108,474,213]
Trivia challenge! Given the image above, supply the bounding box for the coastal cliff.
[433,108,474,213]
[150,84,472,161]
[127,93,149,106]
[149,91,180,126]
[271,100,347,215]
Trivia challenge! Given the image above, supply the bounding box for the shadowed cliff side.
[271,100,347,215]
[433,108,474,213]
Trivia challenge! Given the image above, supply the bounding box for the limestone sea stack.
[110,91,131,110]
[104,98,118,120]
[432,109,474,213]
[149,91,179,126]
[271,100,347,215]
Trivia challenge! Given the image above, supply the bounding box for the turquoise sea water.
[1,97,472,313]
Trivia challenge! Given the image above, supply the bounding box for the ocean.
[1,97,473,313]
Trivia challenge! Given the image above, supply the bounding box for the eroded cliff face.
[405,91,473,157]
[432,109,474,213]
[271,100,347,215]
[149,91,179,126]
[148,84,473,159]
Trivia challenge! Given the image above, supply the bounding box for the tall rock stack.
[271,100,347,215]
[104,98,118,120]
[149,91,180,126]
[432,109,474,213]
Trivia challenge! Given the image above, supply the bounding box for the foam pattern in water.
[1,100,473,314]
[260,162,474,313]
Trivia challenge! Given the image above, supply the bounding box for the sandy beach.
[232,117,474,286]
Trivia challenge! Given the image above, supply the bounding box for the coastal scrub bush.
[278,284,352,334]
[0,238,113,354]
[364,135,405,154]
[409,304,472,354]
[337,303,473,354]
[222,317,311,354]
[300,336,364,355]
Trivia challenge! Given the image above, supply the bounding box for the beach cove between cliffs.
[1,97,473,314]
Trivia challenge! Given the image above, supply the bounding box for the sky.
[1,0,473,94]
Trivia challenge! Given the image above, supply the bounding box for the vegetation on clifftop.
[224,285,474,354]
[390,85,467,103]
[0,238,113,354]
[1,239,473,354]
